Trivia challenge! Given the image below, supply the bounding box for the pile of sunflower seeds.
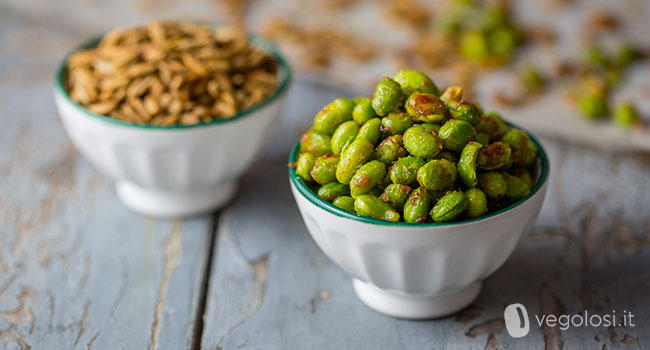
[64,21,278,126]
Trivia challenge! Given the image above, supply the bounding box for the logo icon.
[504,303,530,338]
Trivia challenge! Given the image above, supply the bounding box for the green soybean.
[503,172,531,201]
[393,69,439,97]
[375,135,407,165]
[381,112,414,135]
[353,98,377,125]
[372,78,402,116]
[477,172,507,200]
[417,159,458,192]
[357,118,382,145]
[465,188,488,218]
[332,196,355,212]
[458,141,483,187]
[313,98,355,134]
[354,195,400,222]
[390,156,426,185]
[446,100,481,126]
[439,86,463,103]
[438,119,477,153]
[405,93,448,123]
[476,142,512,170]
[336,138,374,184]
[331,121,360,154]
[403,125,443,159]
[300,130,332,156]
[380,184,412,210]
[295,152,316,182]
[350,160,387,198]
[502,129,537,167]
[310,154,339,185]
[318,182,350,202]
[403,186,432,223]
[430,190,467,223]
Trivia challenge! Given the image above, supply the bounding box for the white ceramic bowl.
[289,128,549,319]
[54,32,291,217]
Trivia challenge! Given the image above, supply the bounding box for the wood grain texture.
[2,1,650,349]
[0,9,213,350]
[202,81,650,349]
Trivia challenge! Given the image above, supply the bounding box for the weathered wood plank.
[202,81,650,349]
[0,11,213,350]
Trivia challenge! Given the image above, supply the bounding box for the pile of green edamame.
[293,69,539,223]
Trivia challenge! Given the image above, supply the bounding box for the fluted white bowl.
[289,128,549,319]
[54,32,291,217]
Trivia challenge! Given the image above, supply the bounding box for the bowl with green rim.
[54,27,291,217]
[288,124,549,319]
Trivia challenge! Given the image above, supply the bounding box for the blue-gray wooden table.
[1,2,650,349]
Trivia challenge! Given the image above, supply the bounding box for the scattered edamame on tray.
[290,69,538,223]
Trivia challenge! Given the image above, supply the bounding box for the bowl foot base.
[116,181,237,217]
[352,279,481,319]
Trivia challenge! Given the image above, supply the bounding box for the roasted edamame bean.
[354,195,400,222]
[350,160,387,198]
[380,184,412,210]
[476,112,509,141]
[318,182,349,202]
[403,186,432,223]
[438,119,476,153]
[502,172,531,201]
[372,78,402,116]
[353,98,377,125]
[336,138,374,184]
[393,69,439,97]
[314,98,355,134]
[300,130,331,156]
[465,188,488,218]
[295,152,316,182]
[440,86,463,103]
[502,129,537,167]
[476,142,511,170]
[310,154,339,185]
[405,93,449,123]
[357,118,382,145]
[458,141,483,187]
[331,121,360,154]
[417,159,458,192]
[446,100,481,125]
[390,156,426,185]
[381,112,414,135]
[403,125,443,159]
[333,196,355,212]
[477,172,506,200]
[430,190,467,223]
[375,135,407,165]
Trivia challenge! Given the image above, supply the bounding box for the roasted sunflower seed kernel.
[64,21,278,126]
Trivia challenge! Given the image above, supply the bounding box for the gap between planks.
[191,211,221,350]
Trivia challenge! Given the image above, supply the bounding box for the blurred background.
[5,0,650,149]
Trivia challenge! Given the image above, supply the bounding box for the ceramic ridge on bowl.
[289,122,549,227]
[54,30,292,130]
[54,26,291,217]
[289,121,550,319]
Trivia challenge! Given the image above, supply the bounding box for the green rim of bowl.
[54,27,292,130]
[288,122,550,227]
